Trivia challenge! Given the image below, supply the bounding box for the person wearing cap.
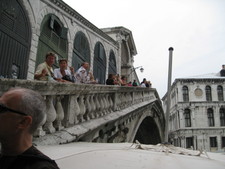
[34,52,56,81]
[0,88,60,169]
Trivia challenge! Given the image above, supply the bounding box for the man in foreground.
[0,88,59,169]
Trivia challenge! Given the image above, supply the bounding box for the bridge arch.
[128,102,165,145]
[133,116,161,144]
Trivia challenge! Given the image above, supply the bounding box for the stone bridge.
[0,79,165,145]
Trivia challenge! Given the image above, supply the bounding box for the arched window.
[217,85,224,101]
[93,42,106,84]
[36,14,68,68]
[182,86,189,102]
[184,109,191,127]
[207,108,214,126]
[72,31,90,71]
[108,50,117,74]
[220,108,225,126]
[205,86,212,101]
[0,0,31,79]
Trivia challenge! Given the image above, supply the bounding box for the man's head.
[222,65,225,69]
[81,62,89,70]
[0,88,46,139]
[59,59,68,70]
[45,52,56,66]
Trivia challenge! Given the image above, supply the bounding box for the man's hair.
[45,52,56,59]
[59,58,68,63]
[81,62,88,66]
[17,88,46,133]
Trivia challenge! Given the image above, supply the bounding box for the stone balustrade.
[0,79,158,138]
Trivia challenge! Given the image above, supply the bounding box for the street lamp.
[128,66,144,82]
[128,66,144,76]
[133,66,144,73]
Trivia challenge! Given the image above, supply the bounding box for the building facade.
[0,0,138,84]
[162,73,225,152]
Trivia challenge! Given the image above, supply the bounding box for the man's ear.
[17,116,32,129]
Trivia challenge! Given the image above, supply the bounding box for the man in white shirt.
[34,52,56,81]
[54,59,75,82]
[75,62,89,84]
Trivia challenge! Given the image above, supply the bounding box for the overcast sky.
[63,0,225,97]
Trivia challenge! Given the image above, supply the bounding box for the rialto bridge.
[0,79,165,146]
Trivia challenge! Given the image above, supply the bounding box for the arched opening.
[36,14,68,68]
[134,117,161,144]
[108,50,117,74]
[72,31,90,71]
[0,0,31,79]
[93,42,106,84]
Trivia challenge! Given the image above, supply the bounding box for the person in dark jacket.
[106,74,115,85]
[220,65,225,77]
[0,88,59,169]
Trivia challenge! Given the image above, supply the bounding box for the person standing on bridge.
[0,88,60,169]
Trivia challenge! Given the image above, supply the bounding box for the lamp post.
[128,66,144,82]
[165,47,174,143]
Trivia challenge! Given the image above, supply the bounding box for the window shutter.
[61,27,68,39]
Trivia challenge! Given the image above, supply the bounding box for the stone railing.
[0,79,158,137]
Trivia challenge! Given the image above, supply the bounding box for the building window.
[186,137,193,148]
[205,86,212,101]
[182,86,189,102]
[210,137,217,147]
[222,137,225,148]
[217,85,224,101]
[207,108,214,126]
[220,108,225,126]
[184,109,191,127]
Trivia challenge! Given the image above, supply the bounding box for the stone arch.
[93,41,106,84]
[0,0,31,79]
[134,116,161,144]
[36,13,68,68]
[130,104,165,144]
[72,31,90,71]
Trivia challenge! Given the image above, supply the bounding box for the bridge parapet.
[0,79,161,144]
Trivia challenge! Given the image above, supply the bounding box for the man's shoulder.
[19,146,60,169]
[77,67,86,74]
[37,62,47,67]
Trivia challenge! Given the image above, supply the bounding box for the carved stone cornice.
[47,0,118,47]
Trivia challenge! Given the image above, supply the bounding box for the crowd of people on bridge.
[34,52,151,88]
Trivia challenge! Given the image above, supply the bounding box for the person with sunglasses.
[0,88,59,169]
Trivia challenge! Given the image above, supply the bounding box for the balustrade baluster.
[94,94,100,117]
[78,95,86,122]
[55,96,64,130]
[99,94,104,116]
[90,94,96,118]
[34,95,47,137]
[84,95,91,121]
[108,94,113,112]
[72,94,80,124]
[103,94,109,114]
[43,95,56,133]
